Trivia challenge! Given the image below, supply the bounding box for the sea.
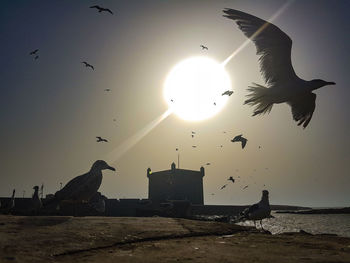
[235,212,350,237]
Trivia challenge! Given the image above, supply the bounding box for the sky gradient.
[1,0,349,207]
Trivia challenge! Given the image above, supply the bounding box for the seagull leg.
[254,221,256,228]
[260,220,264,231]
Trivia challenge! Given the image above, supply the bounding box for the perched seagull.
[0,189,15,214]
[29,49,39,55]
[235,190,271,230]
[222,90,234,96]
[44,160,116,208]
[228,176,235,183]
[31,186,42,214]
[90,5,113,15]
[231,134,247,149]
[200,45,208,50]
[96,136,108,142]
[220,184,228,190]
[223,9,335,128]
[82,61,94,70]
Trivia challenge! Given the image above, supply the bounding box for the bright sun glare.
[164,57,232,121]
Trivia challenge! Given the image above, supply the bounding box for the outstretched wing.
[287,92,316,128]
[223,9,297,86]
[241,138,247,149]
[105,8,113,15]
[90,5,100,9]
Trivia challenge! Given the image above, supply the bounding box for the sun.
[163,56,232,121]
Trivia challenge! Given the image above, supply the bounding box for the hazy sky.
[1,0,349,207]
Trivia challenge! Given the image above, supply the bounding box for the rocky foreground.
[0,215,350,263]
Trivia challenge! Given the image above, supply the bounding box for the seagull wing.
[223,9,297,86]
[90,5,100,9]
[287,92,316,128]
[54,173,89,200]
[241,138,247,149]
[105,8,113,14]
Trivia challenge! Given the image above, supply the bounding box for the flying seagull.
[231,134,247,149]
[235,190,271,230]
[242,185,248,190]
[34,55,39,60]
[192,145,197,148]
[82,61,94,70]
[206,163,211,166]
[90,5,113,15]
[29,49,39,55]
[44,160,116,208]
[223,9,335,128]
[96,136,108,142]
[228,176,235,183]
[200,45,208,50]
[222,90,234,96]
[220,184,228,190]
[104,89,111,92]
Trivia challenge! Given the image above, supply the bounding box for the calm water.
[236,212,350,237]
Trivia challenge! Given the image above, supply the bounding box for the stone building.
[147,163,204,205]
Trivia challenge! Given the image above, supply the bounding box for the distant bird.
[218,145,223,148]
[213,102,216,106]
[113,118,117,122]
[0,189,15,214]
[192,145,197,148]
[96,136,108,142]
[228,176,235,183]
[220,184,227,190]
[31,186,42,214]
[223,9,335,128]
[206,163,211,166]
[235,190,271,230]
[259,146,261,149]
[90,5,113,15]
[222,90,234,96]
[175,148,179,151]
[211,193,215,196]
[200,45,208,50]
[29,49,39,55]
[82,61,94,70]
[191,134,194,138]
[191,131,196,134]
[34,55,39,60]
[104,89,111,91]
[170,99,174,102]
[44,160,116,208]
[231,134,247,149]
[242,185,248,190]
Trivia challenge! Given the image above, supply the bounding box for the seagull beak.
[326,81,336,85]
[107,166,116,171]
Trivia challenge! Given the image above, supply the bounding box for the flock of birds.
[3,6,336,228]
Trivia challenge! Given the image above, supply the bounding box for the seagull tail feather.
[244,83,273,116]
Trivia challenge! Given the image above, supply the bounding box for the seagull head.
[91,160,116,172]
[262,190,269,198]
[309,79,336,90]
[33,186,39,191]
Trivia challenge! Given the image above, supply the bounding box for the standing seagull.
[44,160,116,208]
[0,189,15,214]
[90,5,113,15]
[223,9,335,128]
[231,134,247,149]
[235,190,271,230]
[82,61,94,70]
[31,186,42,214]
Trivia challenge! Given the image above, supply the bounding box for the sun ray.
[221,0,295,67]
[106,109,173,164]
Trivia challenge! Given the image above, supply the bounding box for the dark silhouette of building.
[147,163,204,205]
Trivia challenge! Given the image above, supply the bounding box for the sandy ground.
[0,215,350,263]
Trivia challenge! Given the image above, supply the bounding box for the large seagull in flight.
[223,9,335,128]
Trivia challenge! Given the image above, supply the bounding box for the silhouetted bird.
[231,134,247,149]
[223,9,335,128]
[0,189,15,214]
[90,5,113,15]
[235,190,271,229]
[31,186,42,214]
[176,148,179,151]
[242,185,248,190]
[206,163,211,166]
[104,89,110,91]
[82,61,94,70]
[192,145,197,148]
[29,49,39,55]
[222,90,234,96]
[191,134,194,138]
[228,176,235,183]
[96,136,108,142]
[220,184,227,190]
[213,102,216,106]
[200,45,208,50]
[191,131,196,134]
[34,55,39,60]
[44,160,115,208]
[170,99,174,102]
